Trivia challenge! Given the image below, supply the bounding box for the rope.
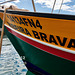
[0,0,16,5]
[0,8,10,55]
[0,6,29,55]
[32,0,36,12]
[51,0,56,13]
[58,0,64,13]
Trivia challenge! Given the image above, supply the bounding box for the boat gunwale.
[0,9,75,20]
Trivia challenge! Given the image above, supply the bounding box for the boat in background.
[0,10,3,35]
[0,10,3,28]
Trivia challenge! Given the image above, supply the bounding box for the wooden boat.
[0,9,75,75]
[0,0,75,74]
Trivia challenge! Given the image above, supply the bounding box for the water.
[0,35,27,75]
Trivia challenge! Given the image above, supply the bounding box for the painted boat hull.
[4,27,75,75]
[0,10,75,75]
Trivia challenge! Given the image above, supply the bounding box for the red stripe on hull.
[6,27,75,62]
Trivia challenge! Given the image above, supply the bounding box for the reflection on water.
[0,35,27,75]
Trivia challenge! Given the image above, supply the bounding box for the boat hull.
[4,26,75,75]
[0,10,75,75]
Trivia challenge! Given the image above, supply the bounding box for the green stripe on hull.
[4,27,75,75]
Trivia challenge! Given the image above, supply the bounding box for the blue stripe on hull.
[24,61,52,75]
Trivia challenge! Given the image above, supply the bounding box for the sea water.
[0,35,27,75]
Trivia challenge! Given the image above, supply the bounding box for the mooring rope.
[0,0,16,5]
[0,8,10,55]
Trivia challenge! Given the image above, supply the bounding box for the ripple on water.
[0,36,27,75]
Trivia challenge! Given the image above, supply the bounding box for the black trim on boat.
[0,10,4,13]
[0,9,75,20]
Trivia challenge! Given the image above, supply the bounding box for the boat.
[0,0,75,75]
